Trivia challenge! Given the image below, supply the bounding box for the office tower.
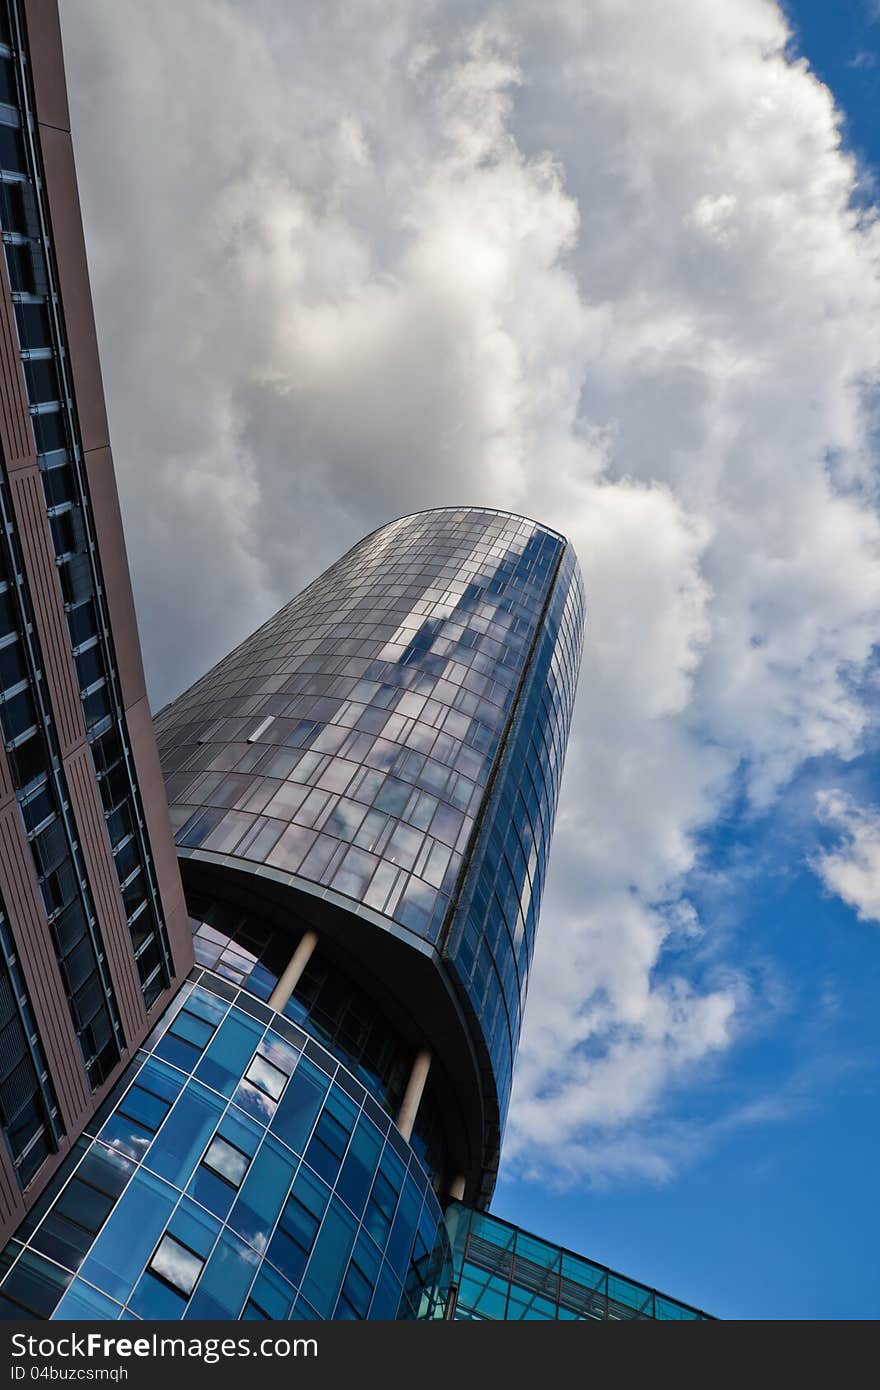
[160,507,586,1210]
[0,0,191,1244]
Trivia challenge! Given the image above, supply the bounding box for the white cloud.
[813,791,880,922]
[58,0,880,1182]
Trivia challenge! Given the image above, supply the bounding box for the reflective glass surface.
[445,1204,712,1321]
[0,971,450,1322]
[187,895,441,1176]
[445,545,585,1156]
[156,508,584,1146]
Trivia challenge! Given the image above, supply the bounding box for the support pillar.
[396,1048,432,1142]
[267,929,319,1013]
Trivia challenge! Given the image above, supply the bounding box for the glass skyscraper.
[0,1,712,1327]
[159,508,585,1209]
[0,506,591,1320]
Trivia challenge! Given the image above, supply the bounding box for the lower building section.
[0,891,714,1322]
[0,967,451,1321]
[445,1204,711,1321]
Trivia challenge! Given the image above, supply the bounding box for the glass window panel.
[231,1077,277,1125]
[194,1012,263,1096]
[118,1085,169,1133]
[265,823,316,873]
[153,1031,202,1073]
[506,1282,558,1320]
[185,988,231,1027]
[270,1059,327,1155]
[258,1031,302,1079]
[385,1182,421,1276]
[30,1211,94,1273]
[146,1083,225,1187]
[184,1230,259,1321]
[265,1227,308,1288]
[52,1278,121,1321]
[336,1118,383,1219]
[54,1178,115,1235]
[246,1264,295,1320]
[300,1200,357,1319]
[1,1250,72,1318]
[367,1262,403,1320]
[186,1164,237,1221]
[331,846,379,899]
[218,1108,263,1157]
[227,1135,296,1250]
[128,1270,187,1319]
[203,1135,249,1188]
[149,1234,203,1296]
[168,1009,215,1050]
[80,1169,177,1304]
[168,1201,219,1260]
[245,1053,287,1101]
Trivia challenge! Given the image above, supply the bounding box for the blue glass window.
[245,1053,287,1101]
[80,1169,177,1305]
[300,1200,357,1319]
[128,1271,187,1320]
[147,1083,224,1187]
[270,1057,327,1153]
[184,1231,258,1321]
[203,1135,249,1187]
[52,1279,121,1321]
[0,1250,71,1318]
[246,1263,295,1320]
[149,1234,203,1296]
[195,1012,263,1096]
[227,1135,296,1250]
[335,1115,382,1217]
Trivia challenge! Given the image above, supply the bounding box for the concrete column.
[447,1175,466,1202]
[267,929,319,1013]
[396,1048,432,1142]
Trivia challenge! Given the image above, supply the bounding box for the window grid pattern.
[445,546,585,1136]
[0,474,121,1091]
[156,508,583,1141]
[0,972,451,1323]
[0,898,61,1187]
[0,1,173,1009]
[446,1204,711,1322]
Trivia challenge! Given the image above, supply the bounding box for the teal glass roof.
[445,1202,713,1321]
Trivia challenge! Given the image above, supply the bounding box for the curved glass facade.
[156,509,585,1169]
[186,895,445,1180]
[445,545,585,1150]
[0,969,451,1321]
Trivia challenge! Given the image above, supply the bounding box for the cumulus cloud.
[59,0,880,1182]
[813,791,880,922]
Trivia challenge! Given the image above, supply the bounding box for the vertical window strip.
[0,895,63,1188]
[0,472,122,1088]
[0,0,173,1007]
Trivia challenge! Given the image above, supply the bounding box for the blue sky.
[60,0,880,1321]
[495,0,880,1320]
